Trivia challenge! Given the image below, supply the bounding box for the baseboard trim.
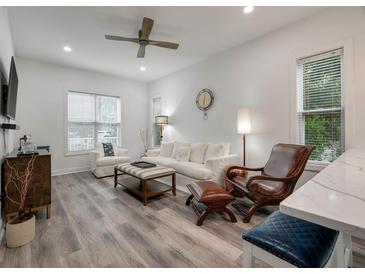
[52,166,91,176]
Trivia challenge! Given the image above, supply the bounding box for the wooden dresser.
[1,149,51,221]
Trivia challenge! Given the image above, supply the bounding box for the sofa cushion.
[142,156,177,167]
[96,156,130,167]
[172,142,190,158]
[169,161,212,180]
[190,143,208,164]
[175,146,191,162]
[204,143,230,163]
[160,141,175,157]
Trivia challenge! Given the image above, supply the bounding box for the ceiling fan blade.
[141,17,154,38]
[105,35,139,43]
[148,40,179,50]
[137,45,146,58]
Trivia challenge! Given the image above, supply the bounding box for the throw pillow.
[204,143,230,163]
[175,146,191,162]
[189,143,208,164]
[160,141,175,157]
[102,143,114,156]
[172,142,190,158]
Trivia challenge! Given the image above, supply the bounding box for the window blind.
[297,48,344,163]
[67,91,121,153]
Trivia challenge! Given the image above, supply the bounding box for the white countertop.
[280,148,365,238]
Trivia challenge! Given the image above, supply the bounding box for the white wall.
[0,7,15,155]
[0,6,15,231]
[148,7,365,178]
[15,58,149,175]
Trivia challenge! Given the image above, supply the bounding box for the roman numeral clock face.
[196,89,214,120]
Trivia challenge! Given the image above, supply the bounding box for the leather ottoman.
[186,181,237,226]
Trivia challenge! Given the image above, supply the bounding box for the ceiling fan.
[105,17,179,58]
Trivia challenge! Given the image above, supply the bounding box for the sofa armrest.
[90,150,101,159]
[89,150,101,171]
[116,148,129,157]
[146,149,160,157]
[205,154,240,187]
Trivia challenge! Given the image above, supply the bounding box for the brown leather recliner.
[225,143,314,223]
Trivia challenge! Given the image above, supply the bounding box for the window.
[67,91,121,153]
[152,97,162,146]
[297,48,345,163]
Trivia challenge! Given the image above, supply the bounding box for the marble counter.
[280,148,365,239]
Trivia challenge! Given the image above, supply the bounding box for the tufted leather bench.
[186,181,237,226]
[242,211,339,267]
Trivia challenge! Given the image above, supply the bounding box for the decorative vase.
[6,214,35,248]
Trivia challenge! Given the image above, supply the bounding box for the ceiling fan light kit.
[105,17,179,58]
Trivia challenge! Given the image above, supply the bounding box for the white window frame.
[64,90,122,156]
[289,38,354,171]
[297,48,345,164]
[151,96,162,147]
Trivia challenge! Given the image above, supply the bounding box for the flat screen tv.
[6,56,18,120]
[0,71,3,97]
[0,70,7,116]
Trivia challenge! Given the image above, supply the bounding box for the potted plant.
[5,153,37,248]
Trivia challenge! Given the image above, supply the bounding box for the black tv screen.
[0,72,3,97]
[6,57,18,120]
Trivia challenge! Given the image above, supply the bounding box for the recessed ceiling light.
[140,66,146,71]
[63,46,72,52]
[243,6,254,14]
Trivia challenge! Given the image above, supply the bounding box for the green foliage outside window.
[303,112,342,162]
[300,52,344,163]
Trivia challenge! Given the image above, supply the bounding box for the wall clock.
[196,89,214,120]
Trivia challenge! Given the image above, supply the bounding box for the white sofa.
[90,143,131,178]
[142,141,239,192]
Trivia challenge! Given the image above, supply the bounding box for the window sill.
[305,161,329,172]
[65,151,90,157]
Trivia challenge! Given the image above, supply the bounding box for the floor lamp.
[237,107,251,166]
[155,115,169,141]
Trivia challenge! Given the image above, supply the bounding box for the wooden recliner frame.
[225,143,314,223]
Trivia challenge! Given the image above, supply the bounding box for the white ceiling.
[8,6,324,83]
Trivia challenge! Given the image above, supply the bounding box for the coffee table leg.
[172,173,176,196]
[143,180,148,206]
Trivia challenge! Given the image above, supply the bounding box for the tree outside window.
[297,49,344,163]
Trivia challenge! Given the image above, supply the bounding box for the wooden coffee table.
[114,163,176,205]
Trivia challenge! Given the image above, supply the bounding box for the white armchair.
[90,143,131,178]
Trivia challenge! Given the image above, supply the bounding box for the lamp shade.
[155,115,168,125]
[237,107,251,134]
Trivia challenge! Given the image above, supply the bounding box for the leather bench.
[242,211,339,267]
[186,181,237,226]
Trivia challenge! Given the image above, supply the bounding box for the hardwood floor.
[0,171,364,267]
